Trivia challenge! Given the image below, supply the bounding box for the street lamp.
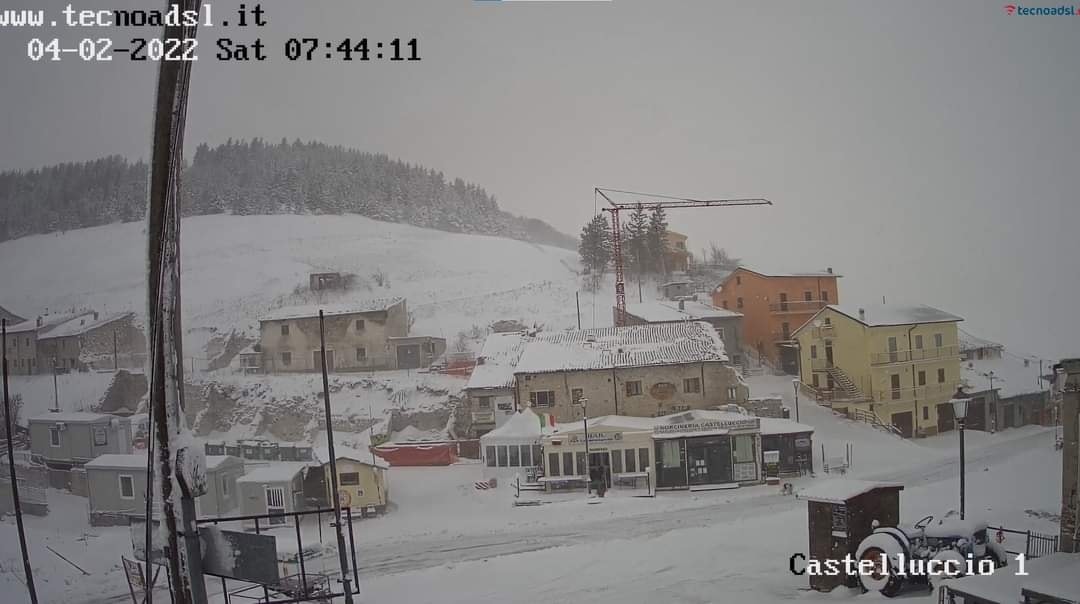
[792,378,801,423]
[575,396,591,494]
[949,386,971,520]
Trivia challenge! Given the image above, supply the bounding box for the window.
[424,341,436,354]
[355,319,365,331]
[639,447,650,471]
[49,427,61,447]
[575,452,587,476]
[571,388,583,402]
[520,445,533,467]
[280,351,292,366]
[821,290,829,302]
[119,475,135,499]
[934,333,943,348]
[716,327,725,339]
[727,386,738,401]
[356,347,367,361]
[661,441,681,468]
[280,324,289,336]
[625,381,642,396]
[477,396,492,409]
[732,435,756,463]
[340,472,360,486]
[221,475,230,497]
[810,345,818,359]
[548,453,560,476]
[683,377,701,393]
[914,334,924,349]
[486,446,497,467]
[624,449,637,473]
[530,390,555,408]
[922,407,929,420]
[508,445,520,466]
[804,291,813,301]
[92,426,108,446]
[891,374,901,399]
[611,449,623,473]
[812,374,819,388]
[918,371,926,386]
[938,368,946,383]
[497,445,509,467]
[532,445,542,467]
[736,276,741,285]
[779,293,788,311]
[736,297,744,309]
[722,300,728,309]
[782,322,790,338]
[824,317,831,326]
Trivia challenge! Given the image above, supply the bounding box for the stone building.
[257,297,409,373]
[513,322,748,423]
[464,331,529,437]
[35,311,145,372]
[622,299,744,366]
[4,311,86,375]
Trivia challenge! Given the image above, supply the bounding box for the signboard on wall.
[649,382,677,400]
[567,431,623,445]
[653,417,759,437]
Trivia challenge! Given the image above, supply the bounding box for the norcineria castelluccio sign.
[653,417,759,436]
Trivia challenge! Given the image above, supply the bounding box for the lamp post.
[792,378,801,423]
[576,396,591,494]
[950,387,970,520]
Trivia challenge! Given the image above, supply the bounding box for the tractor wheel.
[858,546,905,597]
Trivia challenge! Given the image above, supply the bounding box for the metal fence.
[987,525,1059,559]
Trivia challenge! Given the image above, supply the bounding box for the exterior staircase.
[825,366,865,400]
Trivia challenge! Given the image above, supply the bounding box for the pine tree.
[578,214,612,276]
[624,205,649,277]
[646,206,669,275]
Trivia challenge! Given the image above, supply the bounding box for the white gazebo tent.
[480,408,552,481]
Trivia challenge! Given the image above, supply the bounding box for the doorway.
[588,452,611,488]
[687,438,732,485]
[265,486,287,525]
[313,349,335,373]
[891,412,913,438]
[824,341,834,368]
[396,344,421,369]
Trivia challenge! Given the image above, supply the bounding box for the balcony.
[768,300,827,314]
[771,331,795,343]
[875,383,957,404]
[870,346,960,366]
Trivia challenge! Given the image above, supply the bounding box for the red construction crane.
[595,187,772,327]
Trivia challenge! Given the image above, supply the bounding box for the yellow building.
[792,304,963,438]
[315,446,390,515]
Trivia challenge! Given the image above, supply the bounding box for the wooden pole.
[2,320,38,603]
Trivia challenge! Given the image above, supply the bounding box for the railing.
[800,382,870,405]
[876,383,957,403]
[850,408,903,437]
[987,526,1060,559]
[768,300,827,313]
[870,345,960,365]
[771,331,795,342]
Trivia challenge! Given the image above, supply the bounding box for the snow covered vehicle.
[855,515,1008,597]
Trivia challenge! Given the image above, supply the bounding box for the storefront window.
[638,447,650,471]
[611,449,623,473]
[519,444,532,466]
[486,446,496,467]
[562,452,574,476]
[532,445,542,467]
[549,453,560,476]
[575,452,587,476]
[624,449,636,472]
[661,441,681,468]
[497,445,508,467]
[732,435,755,463]
[508,445,520,466]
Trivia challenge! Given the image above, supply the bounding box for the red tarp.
[372,442,459,466]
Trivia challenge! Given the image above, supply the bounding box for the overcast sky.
[2,1,1078,358]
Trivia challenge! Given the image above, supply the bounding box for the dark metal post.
[346,507,359,587]
[51,360,59,411]
[293,519,308,595]
[3,320,39,603]
[793,379,800,423]
[318,311,355,603]
[959,417,966,520]
[580,397,591,494]
[113,329,118,372]
[575,292,581,330]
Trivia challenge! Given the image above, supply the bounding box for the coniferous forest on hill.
[0,138,575,248]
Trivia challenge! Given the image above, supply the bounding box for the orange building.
[711,266,840,373]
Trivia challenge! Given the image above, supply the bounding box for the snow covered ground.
[0,374,1059,604]
[5,371,117,423]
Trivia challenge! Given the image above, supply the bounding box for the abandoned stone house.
[255,297,446,373]
[4,311,85,375]
[35,311,145,372]
[513,321,749,423]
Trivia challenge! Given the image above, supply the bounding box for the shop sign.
[649,382,677,400]
[794,437,811,449]
[567,431,623,445]
[763,450,780,464]
[653,417,759,436]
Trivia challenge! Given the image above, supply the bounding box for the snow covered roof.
[652,409,760,439]
[481,408,553,442]
[797,479,903,503]
[0,304,25,323]
[758,417,815,436]
[28,411,118,424]
[260,297,403,322]
[733,265,840,279]
[552,414,657,435]
[205,455,242,471]
[312,445,389,470]
[236,462,310,483]
[962,355,1048,398]
[514,322,728,375]
[466,332,528,390]
[958,329,1004,353]
[40,312,134,339]
[822,303,963,328]
[625,301,741,323]
[85,454,147,471]
[6,311,88,334]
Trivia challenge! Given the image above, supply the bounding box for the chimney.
[858,308,866,321]
[678,299,686,311]
[36,316,42,327]
[92,311,99,321]
[827,267,833,274]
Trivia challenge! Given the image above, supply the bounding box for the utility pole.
[145,1,207,601]
[3,320,39,604]
[113,329,118,372]
[577,396,591,495]
[51,359,59,412]
[318,311,356,603]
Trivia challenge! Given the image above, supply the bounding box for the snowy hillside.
[0,214,582,351]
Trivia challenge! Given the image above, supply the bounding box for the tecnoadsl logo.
[1004,4,1079,15]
